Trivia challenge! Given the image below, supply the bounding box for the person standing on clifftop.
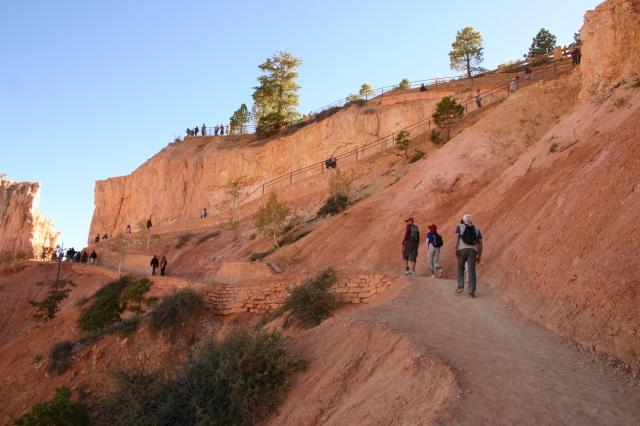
[402,217,419,277]
[150,255,159,276]
[214,125,219,136]
[455,214,483,298]
[160,256,168,276]
[225,124,230,135]
[202,124,207,136]
[219,124,225,136]
[90,250,97,265]
[146,218,152,230]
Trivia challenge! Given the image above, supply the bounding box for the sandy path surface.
[347,277,640,425]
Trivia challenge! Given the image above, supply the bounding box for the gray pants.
[457,248,477,294]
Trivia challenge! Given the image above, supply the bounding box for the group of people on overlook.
[402,214,483,298]
[186,124,230,137]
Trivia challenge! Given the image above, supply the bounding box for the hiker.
[225,124,230,135]
[202,124,207,136]
[102,233,108,240]
[420,83,427,92]
[219,124,225,135]
[94,234,100,243]
[51,252,58,262]
[186,128,193,137]
[160,256,168,276]
[201,208,207,218]
[426,224,443,279]
[510,76,519,93]
[194,126,199,136]
[475,90,482,108]
[214,125,219,136]
[325,156,337,169]
[455,214,483,298]
[524,66,532,81]
[125,224,131,234]
[81,251,88,263]
[150,255,160,275]
[571,48,580,66]
[146,217,152,230]
[90,250,97,265]
[74,251,81,263]
[402,217,420,276]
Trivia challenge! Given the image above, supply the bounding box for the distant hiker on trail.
[202,124,207,136]
[102,233,108,240]
[126,224,131,234]
[66,248,75,262]
[420,83,427,92]
[81,251,88,263]
[186,128,193,137]
[201,208,207,218]
[402,217,419,276]
[90,250,97,265]
[475,90,482,108]
[74,251,81,263]
[510,76,519,93]
[455,214,483,298]
[214,125,219,136]
[150,255,160,276]
[146,218,152,230]
[426,224,443,279]
[194,126,199,136]
[219,124,225,135]
[95,234,100,243]
[325,156,337,169]
[160,256,168,276]
[524,66,532,81]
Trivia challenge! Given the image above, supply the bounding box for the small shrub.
[75,297,89,307]
[249,250,274,261]
[79,290,125,332]
[317,195,348,216]
[77,317,141,346]
[409,150,425,163]
[633,80,640,88]
[429,129,442,144]
[286,230,311,245]
[313,106,342,122]
[343,98,367,108]
[90,276,133,301]
[33,354,43,364]
[281,120,308,135]
[93,329,302,426]
[430,174,447,193]
[549,143,559,153]
[13,385,90,426]
[175,232,193,249]
[613,97,628,108]
[274,268,339,328]
[148,289,204,345]
[48,341,74,375]
[196,231,220,245]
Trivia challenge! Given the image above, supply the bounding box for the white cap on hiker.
[463,214,473,223]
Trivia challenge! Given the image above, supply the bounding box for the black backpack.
[431,232,444,248]
[410,225,420,242]
[460,223,478,245]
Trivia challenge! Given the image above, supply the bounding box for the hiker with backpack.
[455,214,483,298]
[402,217,420,276]
[426,224,443,279]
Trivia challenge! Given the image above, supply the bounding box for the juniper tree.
[525,28,557,58]
[449,27,485,78]
[229,103,251,134]
[252,50,303,136]
[432,96,465,141]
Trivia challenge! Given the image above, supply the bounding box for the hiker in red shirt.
[402,217,420,276]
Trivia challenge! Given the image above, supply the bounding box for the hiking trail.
[347,277,640,425]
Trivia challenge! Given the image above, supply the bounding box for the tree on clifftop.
[525,28,557,58]
[432,96,465,141]
[359,83,375,98]
[252,51,303,137]
[449,27,484,78]
[230,104,251,135]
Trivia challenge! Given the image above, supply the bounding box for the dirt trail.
[348,277,640,425]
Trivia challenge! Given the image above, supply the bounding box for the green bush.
[91,276,133,300]
[93,329,302,426]
[148,289,204,344]
[249,250,274,261]
[275,268,339,328]
[13,386,90,426]
[317,195,348,217]
[429,129,442,144]
[79,290,125,332]
[196,231,220,245]
[78,317,141,345]
[175,232,193,249]
[48,341,75,375]
[409,150,425,163]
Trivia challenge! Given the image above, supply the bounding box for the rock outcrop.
[579,0,640,101]
[0,180,61,257]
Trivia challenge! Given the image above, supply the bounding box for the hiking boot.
[404,269,411,275]
[411,272,415,277]
[455,287,464,294]
[429,274,435,279]
[469,293,475,298]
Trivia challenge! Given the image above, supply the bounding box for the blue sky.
[0,0,599,250]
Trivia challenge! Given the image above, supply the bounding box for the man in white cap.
[455,214,483,297]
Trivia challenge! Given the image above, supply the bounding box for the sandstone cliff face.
[88,100,437,243]
[580,0,640,101]
[0,180,61,256]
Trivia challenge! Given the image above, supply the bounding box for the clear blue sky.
[0,0,599,250]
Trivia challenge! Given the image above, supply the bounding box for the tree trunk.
[447,121,451,141]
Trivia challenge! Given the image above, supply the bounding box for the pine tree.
[359,83,375,98]
[252,51,303,136]
[449,27,484,78]
[229,104,251,134]
[123,278,157,315]
[254,191,290,248]
[399,78,410,90]
[395,130,411,158]
[525,28,557,58]
[432,96,465,141]
[29,279,76,322]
